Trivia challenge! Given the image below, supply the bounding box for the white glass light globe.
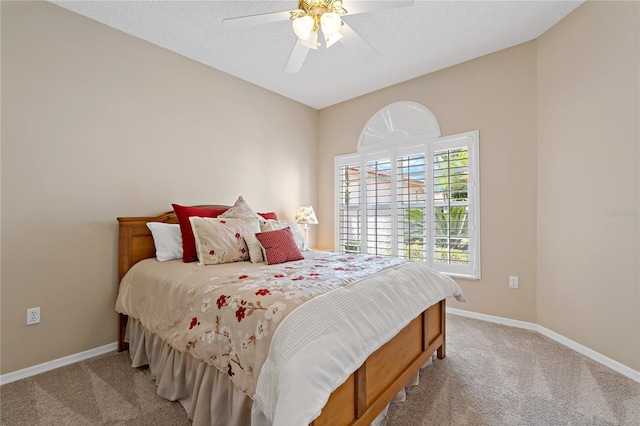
[320,12,341,36]
[292,16,314,40]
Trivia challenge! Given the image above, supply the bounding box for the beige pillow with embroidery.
[189,217,260,265]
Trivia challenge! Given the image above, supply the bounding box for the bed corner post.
[118,314,129,352]
[117,218,133,353]
[436,299,446,359]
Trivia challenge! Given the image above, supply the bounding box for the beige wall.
[0,1,318,374]
[537,1,639,370]
[318,41,540,323]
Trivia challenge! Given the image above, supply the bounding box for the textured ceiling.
[52,0,583,109]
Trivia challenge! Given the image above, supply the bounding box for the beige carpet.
[1,314,639,425]
[387,315,640,426]
[0,347,190,426]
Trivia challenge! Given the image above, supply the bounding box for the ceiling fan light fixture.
[292,15,314,40]
[320,11,342,36]
[300,30,319,50]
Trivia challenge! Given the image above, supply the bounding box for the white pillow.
[260,220,308,251]
[189,217,260,265]
[146,222,183,261]
[259,219,280,233]
[244,231,265,263]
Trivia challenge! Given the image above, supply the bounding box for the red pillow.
[172,204,228,262]
[255,227,304,265]
[258,212,278,220]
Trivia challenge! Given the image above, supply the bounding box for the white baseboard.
[0,342,118,386]
[447,307,640,384]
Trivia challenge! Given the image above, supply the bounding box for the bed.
[116,204,465,425]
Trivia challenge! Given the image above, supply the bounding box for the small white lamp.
[295,206,319,247]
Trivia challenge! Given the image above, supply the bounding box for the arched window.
[334,102,480,279]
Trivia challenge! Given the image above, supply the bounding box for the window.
[430,136,479,277]
[334,103,480,279]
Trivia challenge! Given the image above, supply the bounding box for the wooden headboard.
[116,205,231,351]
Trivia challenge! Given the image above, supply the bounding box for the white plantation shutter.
[396,150,428,261]
[337,155,362,254]
[430,134,479,277]
[433,147,469,264]
[365,157,393,256]
[335,131,480,279]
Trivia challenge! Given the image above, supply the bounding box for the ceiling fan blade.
[344,0,415,16]
[222,10,292,29]
[339,22,379,63]
[285,40,310,73]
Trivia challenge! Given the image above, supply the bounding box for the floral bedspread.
[116,251,405,397]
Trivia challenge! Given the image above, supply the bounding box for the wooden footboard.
[311,299,446,425]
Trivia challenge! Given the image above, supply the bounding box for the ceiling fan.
[222,0,415,73]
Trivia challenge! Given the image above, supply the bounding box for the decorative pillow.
[255,227,304,265]
[189,217,260,265]
[219,196,259,219]
[257,212,278,220]
[146,222,183,261]
[244,232,265,263]
[260,220,308,251]
[172,204,228,262]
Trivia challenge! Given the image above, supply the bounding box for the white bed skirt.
[126,318,427,426]
[127,318,254,426]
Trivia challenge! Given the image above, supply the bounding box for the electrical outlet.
[509,276,519,289]
[27,307,40,325]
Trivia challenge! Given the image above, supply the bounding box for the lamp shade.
[295,206,318,225]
